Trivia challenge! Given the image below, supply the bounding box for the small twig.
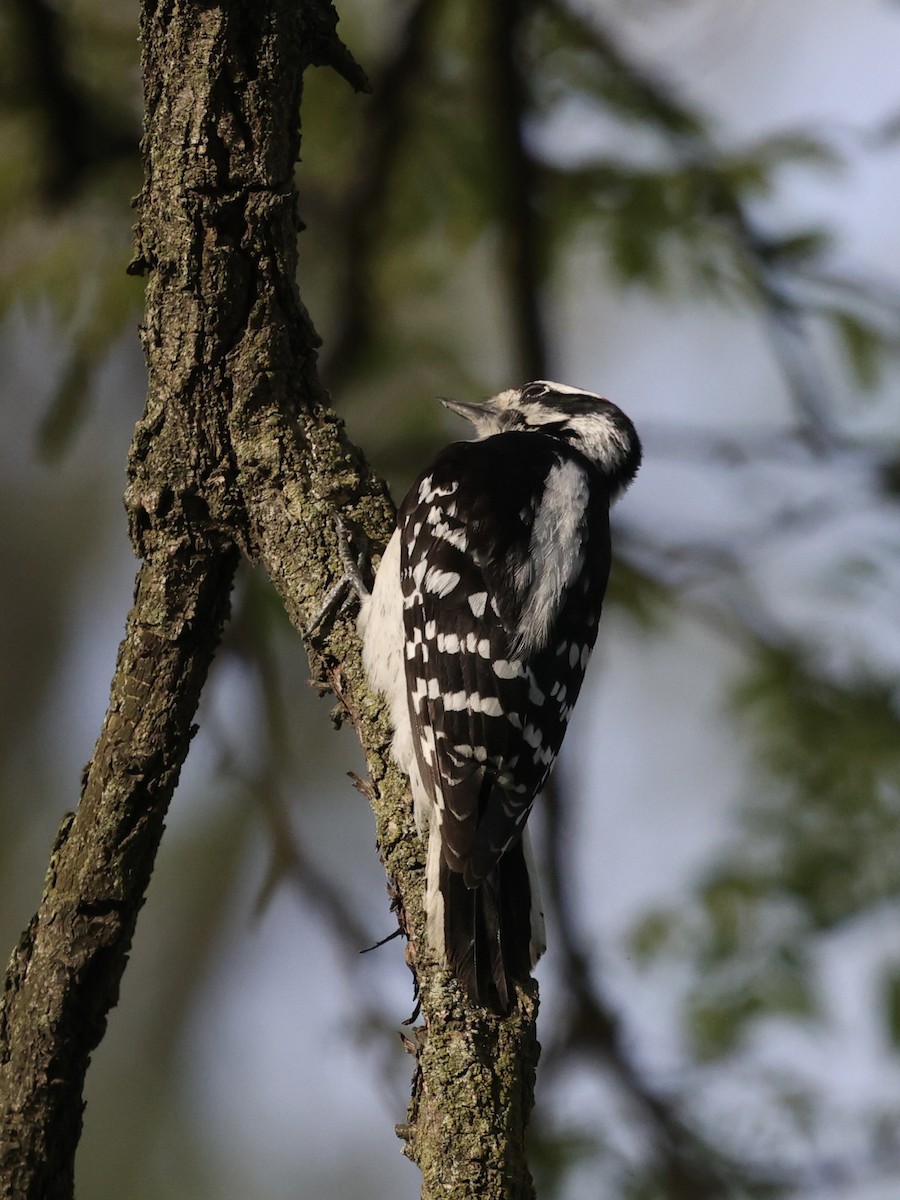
[306,0,372,93]
[361,928,405,953]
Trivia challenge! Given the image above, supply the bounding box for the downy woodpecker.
[358,381,641,1010]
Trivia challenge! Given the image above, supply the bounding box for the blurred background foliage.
[2,0,900,1197]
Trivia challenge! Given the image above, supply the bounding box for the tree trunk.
[0,3,539,1198]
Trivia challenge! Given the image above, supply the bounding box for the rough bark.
[0,550,236,1200]
[0,3,539,1198]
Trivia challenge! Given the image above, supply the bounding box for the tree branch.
[0,548,238,1198]
[0,2,540,1196]
[487,0,548,381]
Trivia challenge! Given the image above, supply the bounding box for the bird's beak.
[439,397,485,426]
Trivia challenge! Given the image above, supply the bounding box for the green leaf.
[628,909,682,960]
[749,129,841,172]
[756,229,830,267]
[832,309,885,389]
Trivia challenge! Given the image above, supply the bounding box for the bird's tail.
[435,833,545,1013]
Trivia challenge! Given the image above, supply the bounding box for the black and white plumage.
[359,381,641,1011]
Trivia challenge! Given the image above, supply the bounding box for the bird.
[357,380,642,1011]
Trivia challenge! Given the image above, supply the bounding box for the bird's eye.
[521,383,548,402]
